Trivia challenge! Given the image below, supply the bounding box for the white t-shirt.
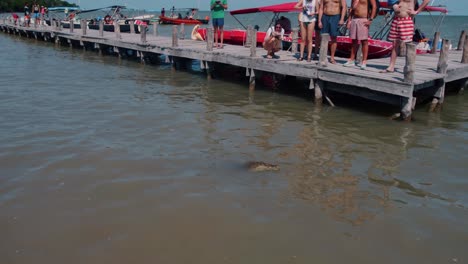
[300,0,317,23]
[266,26,285,40]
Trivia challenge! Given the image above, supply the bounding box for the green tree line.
[0,0,77,13]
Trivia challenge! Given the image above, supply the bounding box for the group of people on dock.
[263,0,430,72]
[21,2,48,27]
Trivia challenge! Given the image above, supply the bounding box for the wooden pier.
[1,18,467,119]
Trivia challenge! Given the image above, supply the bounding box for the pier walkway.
[1,19,467,119]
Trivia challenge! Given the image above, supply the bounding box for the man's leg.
[386,40,399,72]
[330,37,337,63]
[219,25,224,47]
[351,40,359,61]
[213,25,219,47]
[361,39,369,68]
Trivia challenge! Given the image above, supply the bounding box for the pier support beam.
[462,35,468,64]
[153,23,158,36]
[401,96,416,121]
[114,21,121,39]
[291,28,298,53]
[430,32,440,54]
[207,28,214,51]
[250,29,257,57]
[430,39,450,112]
[459,79,468,95]
[319,34,330,67]
[172,25,178,47]
[129,20,135,34]
[99,20,104,37]
[400,43,416,120]
[404,43,416,83]
[245,26,253,47]
[140,25,147,43]
[81,20,87,35]
[180,23,185,39]
[314,79,324,105]
[457,30,466,50]
[248,68,256,90]
[70,20,74,33]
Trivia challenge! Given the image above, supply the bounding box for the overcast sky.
[74,0,467,15]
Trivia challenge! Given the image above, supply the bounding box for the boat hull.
[197,28,393,58]
[88,23,140,33]
[159,16,209,25]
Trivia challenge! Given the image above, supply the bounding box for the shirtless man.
[318,0,347,64]
[381,0,430,73]
[343,0,377,70]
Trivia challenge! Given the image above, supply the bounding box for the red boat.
[159,8,209,25]
[159,16,209,25]
[196,1,448,58]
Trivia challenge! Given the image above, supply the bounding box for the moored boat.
[159,8,209,25]
[86,5,154,33]
[195,1,448,58]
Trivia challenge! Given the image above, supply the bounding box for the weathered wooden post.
[114,21,121,39]
[69,20,74,33]
[250,29,257,57]
[356,43,363,62]
[140,25,147,43]
[207,28,214,51]
[244,25,252,47]
[99,20,104,37]
[398,41,407,57]
[129,20,135,34]
[291,28,298,54]
[153,23,158,36]
[180,23,185,39]
[248,68,256,90]
[430,31,440,54]
[404,43,416,83]
[319,33,330,67]
[430,39,450,111]
[400,43,417,120]
[172,25,178,47]
[81,20,87,35]
[314,80,324,105]
[462,35,468,63]
[457,30,466,50]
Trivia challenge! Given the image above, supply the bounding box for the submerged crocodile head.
[246,161,280,172]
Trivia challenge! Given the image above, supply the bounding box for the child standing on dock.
[380,0,430,73]
[343,0,378,70]
[210,0,228,49]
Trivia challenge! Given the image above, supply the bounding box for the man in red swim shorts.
[380,0,430,73]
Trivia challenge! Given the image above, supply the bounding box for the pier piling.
[430,32,440,54]
[319,34,330,67]
[430,39,450,111]
[457,30,466,50]
[462,35,468,63]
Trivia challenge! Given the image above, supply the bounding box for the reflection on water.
[1,31,468,264]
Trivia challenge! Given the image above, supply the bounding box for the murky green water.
[1,18,467,264]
